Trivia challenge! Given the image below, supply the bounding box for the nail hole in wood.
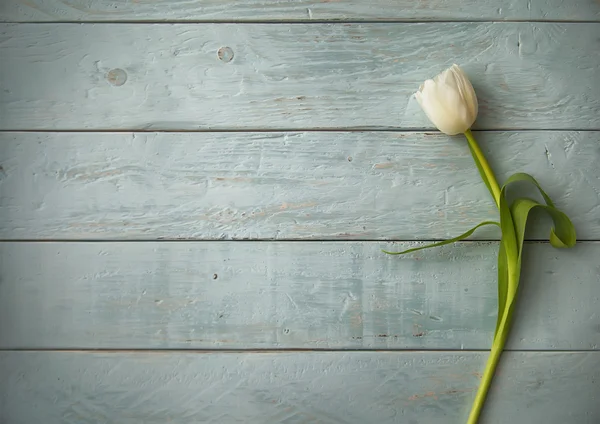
[107,68,127,86]
[218,47,234,63]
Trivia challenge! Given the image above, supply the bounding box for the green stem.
[467,335,504,424]
[466,273,515,424]
[464,129,501,207]
[463,129,511,424]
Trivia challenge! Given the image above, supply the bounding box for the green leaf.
[503,172,555,207]
[494,239,509,336]
[498,185,519,296]
[503,171,576,253]
[493,297,517,347]
[492,174,577,340]
[511,197,576,253]
[382,220,500,256]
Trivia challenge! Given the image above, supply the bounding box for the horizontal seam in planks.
[1,239,599,243]
[0,128,599,134]
[3,19,600,24]
[1,348,598,353]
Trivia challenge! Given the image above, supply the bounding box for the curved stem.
[464,129,501,207]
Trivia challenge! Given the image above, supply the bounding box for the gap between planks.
[7,19,600,24]
[2,240,600,243]
[1,128,600,133]
[3,348,598,353]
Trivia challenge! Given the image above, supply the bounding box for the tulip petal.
[414,64,479,135]
[451,65,478,127]
[418,79,460,134]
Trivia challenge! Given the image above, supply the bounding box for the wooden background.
[1,1,599,423]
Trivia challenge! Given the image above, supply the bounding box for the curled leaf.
[503,172,555,207]
[503,171,576,252]
[493,175,577,343]
[511,197,576,252]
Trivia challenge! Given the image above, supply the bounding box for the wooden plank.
[1,241,598,350]
[1,0,599,22]
[0,23,598,130]
[1,131,598,240]
[0,351,598,423]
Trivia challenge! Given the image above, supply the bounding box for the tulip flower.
[385,64,576,424]
[415,64,478,136]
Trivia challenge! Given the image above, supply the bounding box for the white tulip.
[414,64,478,135]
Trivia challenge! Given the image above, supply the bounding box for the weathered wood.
[1,131,597,240]
[1,241,598,350]
[1,23,598,130]
[0,351,598,423]
[1,0,599,22]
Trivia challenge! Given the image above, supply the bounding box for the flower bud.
[415,64,478,135]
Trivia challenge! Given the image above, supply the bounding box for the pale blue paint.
[1,0,598,22]
[0,241,598,350]
[0,131,597,240]
[0,3,598,423]
[1,351,599,424]
[0,23,598,130]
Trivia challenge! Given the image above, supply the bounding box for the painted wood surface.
[1,0,599,22]
[1,3,599,423]
[1,23,598,131]
[1,241,598,350]
[0,351,598,424]
[2,131,598,241]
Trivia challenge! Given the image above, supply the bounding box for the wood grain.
[1,0,599,22]
[1,241,598,350]
[0,23,598,130]
[1,3,598,423]
[1,131,598,240]
[1,351,598,423]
